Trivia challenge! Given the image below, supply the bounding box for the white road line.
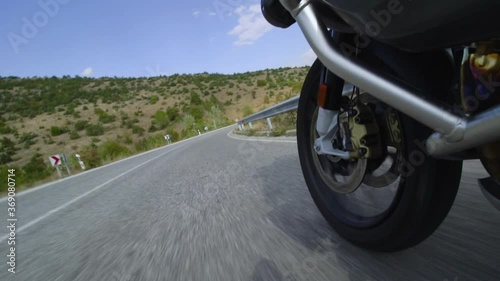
[0,144,185,243]
[227,131,297,143]
[0,125,234,202]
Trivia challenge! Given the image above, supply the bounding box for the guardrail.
[237,84,355,131]
[237,95,299,131]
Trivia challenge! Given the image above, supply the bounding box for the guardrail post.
[266,118,273,131]
[249,122,253,129]
[241,123,245,130]
[238,124,242,131]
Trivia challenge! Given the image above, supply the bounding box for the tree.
[190,92,202,105]
[152,110,169,129]
[242,105,254,117]
[182,114,195,130]
[166,106,180,121]
[207,105,223,129]
[189,106,204,121]
[22,153,51,182]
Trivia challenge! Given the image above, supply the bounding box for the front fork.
[314,31,351,157]
[316,31,344,135]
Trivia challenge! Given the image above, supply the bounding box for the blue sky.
[1,0,316,78]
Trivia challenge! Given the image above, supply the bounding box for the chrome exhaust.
[427,105,500,156]
[280,0,500,156]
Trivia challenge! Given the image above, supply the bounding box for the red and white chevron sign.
[49,155,61,166]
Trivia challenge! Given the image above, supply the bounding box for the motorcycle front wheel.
[297,60,463,252]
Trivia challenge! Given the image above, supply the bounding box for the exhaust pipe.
[280,0,500,156]
[427,105,500,156]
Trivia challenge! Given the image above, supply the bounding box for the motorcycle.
[261,0,500,251]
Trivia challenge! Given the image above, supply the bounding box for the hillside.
[0,67,308,188]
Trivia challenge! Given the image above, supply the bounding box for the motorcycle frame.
[279,0,500,157]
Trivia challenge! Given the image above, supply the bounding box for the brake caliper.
[339,103,382,159]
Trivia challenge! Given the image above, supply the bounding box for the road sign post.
[61,153,71,175]
[266,117,273,131]
[75,154,86,170]
[49,154,63,178]
[55,166,62,178]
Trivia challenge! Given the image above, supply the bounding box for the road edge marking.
[227,131,297,143]
[0,144,186,243]
[0,125,234,201]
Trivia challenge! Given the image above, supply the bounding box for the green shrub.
[18,132,37,148]
[134,134,165,152]
[149,95,159,104]
[123,135,133,145]
[98,112,116,123]
[246,129,256,136]
[69,131,80,140]
[148,124,158,132]
[98,140,130,160]
[50,126,68,136]
[190,92,202,105]
[94,108,105,115]
[152,110,169,129]
[80,144,101,168]
[165,127,180,142]
[189,106,204,121]
[0,166,26,192]
[242,105,254,117]
[131,125,145,135]
[22,153,52,183]
[270,129,286,137]
[257,80,266,87]
[0,137,16,155]
[74,120,89,131]
[166,107,179,121]
[0,153,13,165]
[0,121,15,134]
[85,123,104,136]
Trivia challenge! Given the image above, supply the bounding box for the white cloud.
[287,49,317,67]
[209,12,216,16]
[228,4,273,46]
[80,67,93,77]
[192,10,201,17]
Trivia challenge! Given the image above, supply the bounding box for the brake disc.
[311,108,368,194]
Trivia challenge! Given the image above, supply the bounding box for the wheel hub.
[312,97,402,193]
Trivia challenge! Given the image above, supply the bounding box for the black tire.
[297,60,463,252]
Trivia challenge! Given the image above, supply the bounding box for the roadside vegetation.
[233,111,297,137]
[0,66,308,192]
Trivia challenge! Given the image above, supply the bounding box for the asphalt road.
[0,126,499,281]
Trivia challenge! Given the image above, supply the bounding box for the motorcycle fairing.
[319,0,500,52]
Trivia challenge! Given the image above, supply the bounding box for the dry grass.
[3,68,308,167]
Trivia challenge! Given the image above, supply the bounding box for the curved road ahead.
[0,126,499,281]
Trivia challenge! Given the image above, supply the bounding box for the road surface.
[0,126,499,281]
